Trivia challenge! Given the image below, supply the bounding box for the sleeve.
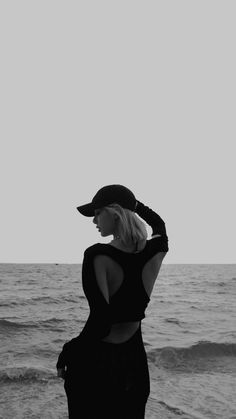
[56,247,111,370]
[135,200,167,237]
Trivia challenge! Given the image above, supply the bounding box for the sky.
[1,1,235,264]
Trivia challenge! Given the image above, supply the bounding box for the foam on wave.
[0,366,56,383]
[147,340,236,370]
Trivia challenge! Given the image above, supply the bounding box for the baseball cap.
[77,184,136,217]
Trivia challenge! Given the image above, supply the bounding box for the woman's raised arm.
[135,201,167,238]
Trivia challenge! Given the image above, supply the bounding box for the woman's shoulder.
[147,234,169,254]
[85,238,168,254]
[84,243,102,256]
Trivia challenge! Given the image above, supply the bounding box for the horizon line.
[0,261,235,265]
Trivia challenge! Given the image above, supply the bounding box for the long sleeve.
[56,247,111,370]
[135,201,167,237]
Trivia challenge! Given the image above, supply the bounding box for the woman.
[56,184,169,419]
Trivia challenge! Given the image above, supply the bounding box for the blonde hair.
[104,203,148,247]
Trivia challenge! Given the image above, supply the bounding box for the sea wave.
[147,340,236,370]
[158,401,206,419]
[0,318,65,331]
[0,319,34,329]
[0,366,56,383]
[164,317,183,326]
[0,294,81,308]
[156,340,236,358]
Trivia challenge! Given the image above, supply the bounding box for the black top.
[56,201,168,369]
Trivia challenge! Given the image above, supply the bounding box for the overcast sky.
[1,1,235,264]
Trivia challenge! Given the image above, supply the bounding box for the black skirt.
[64,324,150,419]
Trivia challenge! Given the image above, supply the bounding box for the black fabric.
[57,202,168,369]
[56,202,168,417]
[77,184,137,217]
[64,325,150,419]
[82,243,151,323]
[135,200,167,237]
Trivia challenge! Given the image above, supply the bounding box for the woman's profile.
[56,184,169,418]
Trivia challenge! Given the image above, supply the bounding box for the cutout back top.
[56,201,169,369]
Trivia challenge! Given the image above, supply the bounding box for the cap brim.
[76,203,95,217]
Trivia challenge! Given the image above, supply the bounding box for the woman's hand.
[57,368,66,379]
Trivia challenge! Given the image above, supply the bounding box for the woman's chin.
[100,231,109,237]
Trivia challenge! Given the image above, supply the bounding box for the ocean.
[0,263,236,419]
